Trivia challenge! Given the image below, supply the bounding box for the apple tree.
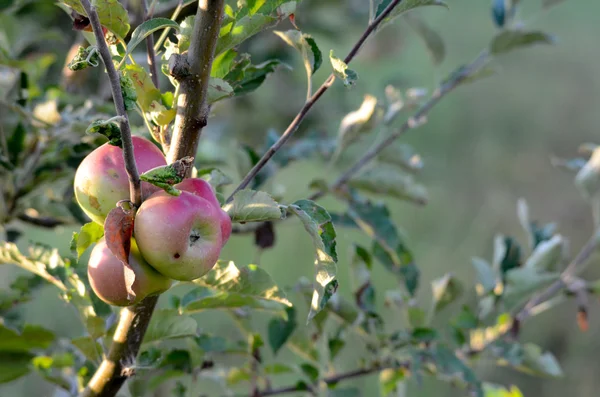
[0,0,596,396]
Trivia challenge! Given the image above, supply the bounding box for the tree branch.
[311,50,491,201]
[141,0,159,88]
[166,0,225,168]
[252,364,405,397]
[226,0,404,202]
[79,0,142,207]
[81,296,159,397]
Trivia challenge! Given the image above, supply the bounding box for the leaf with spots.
[288,200,338,322]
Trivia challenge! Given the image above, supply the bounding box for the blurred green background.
[2,0,600,396]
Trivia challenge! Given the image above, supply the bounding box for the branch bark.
[226,0,404,202]
[166,0,225,167]
[79,0,142,207]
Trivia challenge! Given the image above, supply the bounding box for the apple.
[88,237,172,306]
[176,178,232,243]
[134,187,225,281]
[74,136,166,225]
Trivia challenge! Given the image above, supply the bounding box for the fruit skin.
[88,238,172,307]
[134,188,224,281]
[176,178,232,244]
[74,136,166,225]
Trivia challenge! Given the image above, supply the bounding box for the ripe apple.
[134,187,225,281]
[88,237,172,306]
[74,136,166,225]
[176,178,232,243]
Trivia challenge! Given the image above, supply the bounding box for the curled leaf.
[104,202,135,300]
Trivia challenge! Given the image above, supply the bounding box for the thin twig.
[79,0,142,207]
[166,0,225,167]
[141,0,160,88]
[154,0,184,52]
[515,228,600,323]
[17,213,65,228]
[252,364,402,397]
[226,0,404,202]
[311,50,491,201]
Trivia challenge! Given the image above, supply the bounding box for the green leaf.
[268,306,297,354]
[377,0,449,29]
[490,30,555,55]
[183,261,291,316]
[197,167,233,189]
[350,244,375,313]
[7,123,25,165]
[431,273,462,313]
[432,344,481,391]
[377,143,423,172]
[0,243,66,291]
[85,118,122,146]
[211,49,238,79]
[406,15,445,65]
[0,352,33,383]
[122,64,162,112]
[143,309,198,345]
[207,77,234,103]
[119,72,138,111]
[523,235,563,271]
[223,189,284,223]
[289,200,339,322]
[493,341,563,377]
[71,337,103,363]
[62,0,130,40]
[503,267,558,308]
[348,165,428,205]
[67,46,100,71]
[215,14,277,56]
[0,324,55,352]
[70,222,104,260]
[125,18,180,59]
[471,257,498,295]
[274,30,322,74]
[329,50,358,87]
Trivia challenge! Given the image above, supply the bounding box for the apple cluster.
[74,136,232,306]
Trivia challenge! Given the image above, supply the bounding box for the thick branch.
[80,296,159,397]
[141,0,159,88]
[227,0,404,202]
[79,0,142,207]
[166,0,225,167]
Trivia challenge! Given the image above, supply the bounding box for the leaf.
[67,46,100,71]
[71,337,103,363]
[335,95,380,157]
[104,204,135,299]
[183,261,291,316]
[471,257,498,295]
[212,49,238,78]
[406,15,445,65]
[503,267,558,308]
[123,64,162,112]
[215,14,277,56]
[493,341,563,377]
[207,77,234,103]
[522,235,563,271]
[120,72,138,111]
[223,189,284,223]
[288,200,338,322]
[197,167,233,189]
[226,57,285,96]
[274,30,322,74]
[70,222,104,259]
[143,309,198,345]
[377,0,449,29]
[268,306,297,354]
[432,344,482,391]
[350,244,375,312]
[85,119,122,146]
[0,352,32,384]
[62,0,131,40]
[329,50,358,87]
[431,274,462,313]
[377,143,424,172]
[7,123,25,165]
[0,243,66,291]
[140,157,193,195]
[490,30,555,55]
[348,165,428,205]
[0,324,55,352]
[125,18,180,59]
